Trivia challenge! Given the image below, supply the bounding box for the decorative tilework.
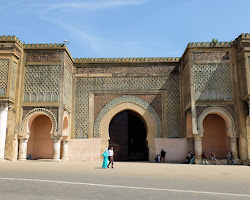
[52,92,58,101]
[24,92,30,101]
[38,92,44,101]
[22,106,59,130]
[63,67,72,108]
[78,128,84,138]
[10,61,17,98]
[193,52,229,60]
[240,58,247,96]
[23,65,60,101]
[26,53,61,62]
[45,92,51,101]
[93,95,162,138]
[76,64,178,75]
[196,106,235,131]
[31,92,37,101]
[21,107,58,134]
[166,75,182,138]
[75,76,168,138]
[194,64,232,101]
[0,59,9,95]
[94,94,162,121]
[183,66,190,107]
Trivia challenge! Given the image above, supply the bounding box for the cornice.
[74,57,180,63]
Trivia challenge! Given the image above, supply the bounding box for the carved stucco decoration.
[21,108,58,137]
[197,106,236,138]
[93,95,163,138]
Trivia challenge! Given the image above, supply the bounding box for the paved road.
[0,160,249,200]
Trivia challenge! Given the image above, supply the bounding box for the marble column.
[0,103,9,160]
[230,137,238,159]
[52,137,61,161]
[61,140,69,161]
[18,138,28,160]
[194,134,202,164]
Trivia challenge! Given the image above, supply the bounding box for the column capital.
[193,134,202,141]
[0,101,13,108]
[53,137,61,143]
[62,139,69,143]
[19,138,28,143]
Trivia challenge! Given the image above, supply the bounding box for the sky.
[0,0,249,58]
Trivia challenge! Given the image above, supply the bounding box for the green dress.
[102,150,108,168]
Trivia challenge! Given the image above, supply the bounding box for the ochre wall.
[155,138,188,162]
[27,115,53,159]
[202,114,230,159]
[68,138,101,161]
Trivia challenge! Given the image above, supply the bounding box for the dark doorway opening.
[109,110,148,161]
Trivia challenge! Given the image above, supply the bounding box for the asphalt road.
[0,160,249,200]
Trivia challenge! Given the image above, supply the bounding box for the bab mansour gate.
[0,34,250,164]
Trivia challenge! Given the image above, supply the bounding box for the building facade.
[0,34,250,164]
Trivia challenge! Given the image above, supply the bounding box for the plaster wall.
[27,115,53,159]
[68,138,101,161]
[202,114,230,158]
[155,138,188,162]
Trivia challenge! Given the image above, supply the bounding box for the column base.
[18,158,27,161]
[52,159,61,162]
[61,158,69,161]
[195,158,202,164]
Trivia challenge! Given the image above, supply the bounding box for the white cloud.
[49,0,147,10]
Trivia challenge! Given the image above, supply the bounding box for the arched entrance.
[19,108,60,161]
[109,110,148,161]
[27,115,53,159]
[202,114,230,158]
[195,107,238,162]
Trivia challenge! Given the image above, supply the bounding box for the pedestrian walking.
[102,148,109,169]
[107,146,114,168]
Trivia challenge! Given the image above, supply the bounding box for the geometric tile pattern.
[239,58,248,96]
[93,95,162,138]
[10,61,17,98]
[196,105,235,127]
[194,64,232,101]
[196,105,235,131]
[0,59,9,95]
[23,65,60,101]
[165,75,182,138]
[75,75,181,138]
[183,66,190,107]
[63,67,72,108]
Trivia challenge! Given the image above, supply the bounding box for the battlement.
[24,43,65,48]
[0,35,23,46]
[74,57,180,63]
[187,41,232,48]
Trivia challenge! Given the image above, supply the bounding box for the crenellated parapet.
[0,35,23,46]
[74,57,180,63]
[187,41,232,48]
[24,43,65,48]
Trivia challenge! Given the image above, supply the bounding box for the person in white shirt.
[107,146,114,168]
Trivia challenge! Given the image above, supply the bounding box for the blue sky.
[0,0,249,58]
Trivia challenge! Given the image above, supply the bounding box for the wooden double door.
[109,110,148,161]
